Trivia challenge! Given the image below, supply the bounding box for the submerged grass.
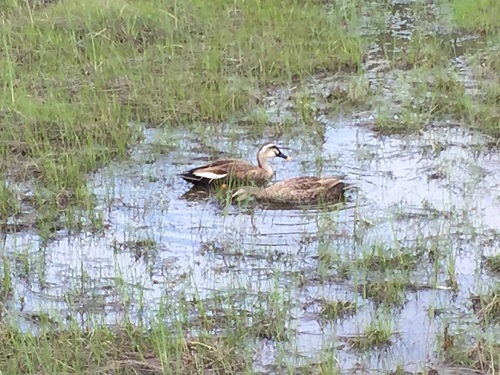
[2,0,500,374]
[472,283,500,324]
[0,0,363,228]
[0,0,362,370]
[319,299,357,321]
[348,314,395,351]
[438,322,500,373]
[0,280,296,374]
[485,254,500,275]
[372,63,500,138]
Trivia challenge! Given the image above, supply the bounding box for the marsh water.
[2,0,499,373]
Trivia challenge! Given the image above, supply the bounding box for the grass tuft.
[438,323,500,372]
[318,299,357,321]
[471,284,500,323]
[348,316,395,351]
[485,254,500,275]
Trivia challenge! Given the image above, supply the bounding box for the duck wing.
[264,176,345,202]
[179,159,255,182]
[268,177,342,191]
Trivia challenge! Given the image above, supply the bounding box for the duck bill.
[277,151,292,162]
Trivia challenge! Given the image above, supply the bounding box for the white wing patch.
[194,171,228,179]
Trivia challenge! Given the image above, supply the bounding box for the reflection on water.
[1,0,499,373]
[4,118,500,372]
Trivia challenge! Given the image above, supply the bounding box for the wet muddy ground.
[2,0,500,374]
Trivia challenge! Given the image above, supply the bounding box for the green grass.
[0,277,297,374]
[0,1,363,370]
[371,63,500,138]
[438,321,500,372]
[0,0,363,229]
[0,320,250,374]
[454,0,500,33]
[486,254,500,275]
[472,283,500,324]
[1,0,500,374]
[348,313,395,350]
[319,299,357,321]
[0,182,20,219]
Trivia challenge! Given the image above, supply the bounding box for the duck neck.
[233,186,262,202]
[257,155,273,177]
[244,186,262,196]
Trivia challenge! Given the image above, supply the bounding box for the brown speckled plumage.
[232,176,347,205]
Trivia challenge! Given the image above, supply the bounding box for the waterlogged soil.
[5,120,500,372]
[2,0,500,374]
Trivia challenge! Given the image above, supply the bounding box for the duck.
[230,176,347,205]
[178,143,291,187]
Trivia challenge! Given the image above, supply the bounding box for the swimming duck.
[231,176,347,205]
[178,143,291,187]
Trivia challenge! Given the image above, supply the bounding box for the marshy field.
[0,0,499,373]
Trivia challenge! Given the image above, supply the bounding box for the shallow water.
[4,117,500,372]
[2,0,499,373]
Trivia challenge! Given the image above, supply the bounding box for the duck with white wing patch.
[178,143,291,188]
